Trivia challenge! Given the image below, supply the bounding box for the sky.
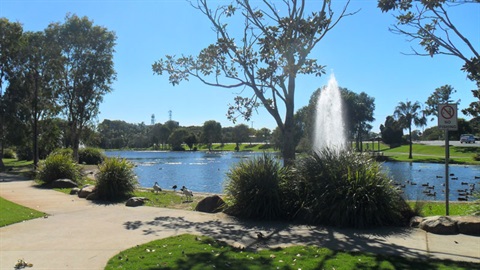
[1,0,479,133]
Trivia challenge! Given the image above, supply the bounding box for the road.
[418,140,479,147]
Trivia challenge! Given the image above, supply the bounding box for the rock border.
[411,215,480,236]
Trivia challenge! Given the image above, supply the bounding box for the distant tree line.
[96,119,272,151]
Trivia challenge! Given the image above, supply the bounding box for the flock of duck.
[394,174,479,201]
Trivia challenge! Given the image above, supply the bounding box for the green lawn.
[0,197,46,227]
[382,144,480,165]
[408,201,479,216]
[105,234,479,270]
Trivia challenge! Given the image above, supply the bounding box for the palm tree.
[394,101,427,159]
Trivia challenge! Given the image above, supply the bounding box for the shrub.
[37,152,81,184]
[79,147,105,165]
[474,153,480,161]
[95,157,138,201]
[52,148,74,157]
[288,149,412,228]
[3,148,16,159]
[15,145,32,161]
[224,154,288,220]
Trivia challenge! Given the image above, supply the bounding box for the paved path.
[1,173,479,269]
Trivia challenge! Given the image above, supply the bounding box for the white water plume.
[313,74,347,154]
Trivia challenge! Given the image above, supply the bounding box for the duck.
[172,185,177,192]
[153,182,162,193]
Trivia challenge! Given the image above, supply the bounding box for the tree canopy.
[153,0,355,165]
[201,120,222,151]
[424,84,460,121]
[0,18,23,168]
[47,14,117,161]
[394,100,426,159]
[378,0,479,116]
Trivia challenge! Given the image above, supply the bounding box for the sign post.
[438,104,458,216]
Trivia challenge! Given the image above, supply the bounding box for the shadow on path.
[123,214,435,261]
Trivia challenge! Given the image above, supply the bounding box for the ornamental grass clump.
[289,149,413,228]
[224,153,288,220]
[95,157,138,201]
[79,147,105,165]
[37,152,81,184]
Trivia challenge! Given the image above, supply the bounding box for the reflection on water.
[106,151,480,201]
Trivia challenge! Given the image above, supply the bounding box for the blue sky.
[1,0,479,133]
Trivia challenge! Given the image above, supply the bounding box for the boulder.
[78,185,96,198]
[409,216,424,228]
[70,188,80,195]
[50,179,78,189]
[86,192,98,201]
[126,197,149,207]
[195,195,226,213]
[452,216,480,236]
[419,216,458,235]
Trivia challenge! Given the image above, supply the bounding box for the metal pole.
[445,130,450,216]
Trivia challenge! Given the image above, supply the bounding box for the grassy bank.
[382,144,479,165]
[408,201,479,216]
[105,234,479,270]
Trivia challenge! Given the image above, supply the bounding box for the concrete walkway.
[1,173,479,269]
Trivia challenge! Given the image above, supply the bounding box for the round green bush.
[79,147,106,165]
[224,154,288,220]
[3,148,16,159]
[95,157,138,201]
[288,149,412,228]
[37,152,81,184]
[15,145,32,161]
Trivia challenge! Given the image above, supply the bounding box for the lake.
[105,150,480,201]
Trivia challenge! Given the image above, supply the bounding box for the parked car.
[460,134,475,143]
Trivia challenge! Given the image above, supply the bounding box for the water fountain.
[313,74,347,154]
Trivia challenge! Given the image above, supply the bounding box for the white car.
[460,134,475,143]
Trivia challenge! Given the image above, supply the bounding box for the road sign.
[438,104,458,131]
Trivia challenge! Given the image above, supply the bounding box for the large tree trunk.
[33,75,39,169]
[282,94,296,166]
[33,117,38,168]
[0,128,4,169]
[71,121,80,162]
[72,133,80,162]
[282,123,296,167]
[0,111,4,169]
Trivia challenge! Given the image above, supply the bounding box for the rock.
[86,192,98,201]
[410,216,424,228]
[126,197,149,207]
[70,188,80,195]
[452,216,480,236]
[195,195,226,213]
[419,216,458,235]
[50,179,78,188]
[78,185,96,198]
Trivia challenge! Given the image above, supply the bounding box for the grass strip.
[383,145,480,165]
[105,234,479,270]
[0,197,46,227]
[408,201,478,216]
